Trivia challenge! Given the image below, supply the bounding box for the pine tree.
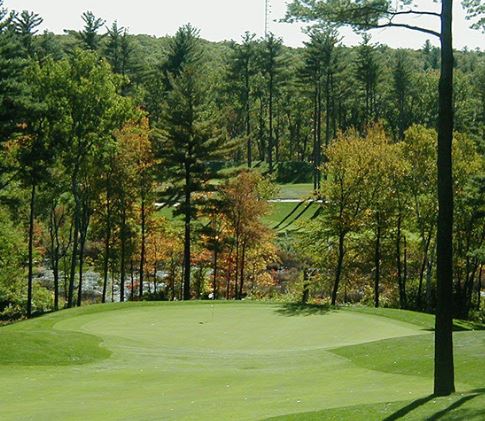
[157,25,229,300]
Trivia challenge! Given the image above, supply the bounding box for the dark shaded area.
[277,201,315,231]
[428,394,480,420]
[273,201,304,229]
[384,389,485,421]
[310,205,323,220]
[275,303,334,316]
[382,395,435,421]
[422,320,485,332]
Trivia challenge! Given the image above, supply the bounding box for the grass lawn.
[275,183,314,199]
[264,202,320,231]
[1,302,484,420]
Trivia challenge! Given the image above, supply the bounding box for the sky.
[4,0,484,50]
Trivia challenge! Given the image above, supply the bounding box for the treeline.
[0,5,276,318]
[0,3,484,319]
[297,125,484,320]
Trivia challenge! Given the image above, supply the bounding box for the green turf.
[276,183,314,199]
[264,202,320,230]
[1,303,484,420]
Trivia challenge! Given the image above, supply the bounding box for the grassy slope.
[269,306,485,421]
[2,303,483,420]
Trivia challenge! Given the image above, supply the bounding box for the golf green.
[0,302,482,420]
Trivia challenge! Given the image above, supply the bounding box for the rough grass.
[2,302,484,420]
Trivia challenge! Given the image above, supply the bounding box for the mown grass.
[3,302,483,420]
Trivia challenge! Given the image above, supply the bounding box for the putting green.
[0,302,476,420]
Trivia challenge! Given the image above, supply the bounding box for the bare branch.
[373,22,440,37]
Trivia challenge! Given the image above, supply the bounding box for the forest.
[0,2,484,323]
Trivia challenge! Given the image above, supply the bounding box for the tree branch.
[386,9,441,18]
[373,22,440,38]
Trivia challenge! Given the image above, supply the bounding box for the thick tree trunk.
[27,183,36,318]
[434,0,455,396]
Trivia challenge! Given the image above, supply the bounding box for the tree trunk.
[102,182,112,304]
[119,204,127,303]
[316,80,322,190]
[374,215,381,308]
[246,67,252,168]
[238,242,246,299]
[331,231,345,306]
[130,258,135,301]
[434,0,455,396]
[68,178,80,308]
[404,234,408,304]
[234,235,240,300]
[139,196,146,299]
[302,268,310,304]
[418,230,433,309]
[268,72,274,174]
[396,213,406,309]
[213,244,218,299]
[27,183,36,318]
[183,168,191,300]
[477,264,482,310]
[77,225,87,307]
[313,86,318,190]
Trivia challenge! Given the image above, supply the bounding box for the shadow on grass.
[275,303,335,317]
[422,320,485,332]
[384,388,485,421]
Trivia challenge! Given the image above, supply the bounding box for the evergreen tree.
[13,10,42,57]
[157,25,229,300]
[260,33,284,174]
[355,34,380,125]
[70,11,106,51]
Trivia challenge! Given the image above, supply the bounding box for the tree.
[105,21,132,81]
[391,49,413,139]
[259,33,284,174]
[220,170,272,299]
[302,27,339,189]
[48,51,131,307]
[321,129,375,305]
[69,11,105,51]
[13,10,42,57]
[14,64,56,317]
[0,2,30,184]
[355,34,381,126]
[227,32,257,167]
[156,25,228,300]
[112,116,151,302]
[284,0,484,396]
